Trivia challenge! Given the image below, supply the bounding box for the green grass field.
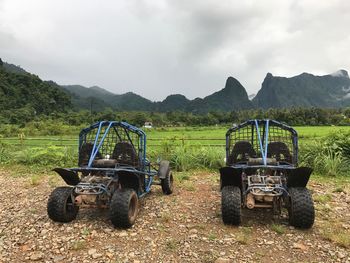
[1,125,350,174]
[2,125,350,148]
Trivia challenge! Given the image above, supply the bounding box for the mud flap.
[219,167,243,190]
[287,167,313,188]
[158,160,170,179]
[53,168,80,186]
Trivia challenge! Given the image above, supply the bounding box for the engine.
[245,173,284,209]
[74,175,116,207]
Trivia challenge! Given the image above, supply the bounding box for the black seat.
[228,141,256,164]
[78,142,102,167]
[267,142,292,164]
[112,141,140,167]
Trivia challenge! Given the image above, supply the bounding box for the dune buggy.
[47,121,173,228]
[219,119,314,228]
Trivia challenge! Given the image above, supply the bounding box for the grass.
[236,227,253,245]
[81,227,90,236]
[30,174,42,186]
[71,240,86,251]
[333,186,345,193]
[314,194,332,204]
[2,125,350,149]
[174,172,190,184]
[2,125,350,173]
[160,212,171,223]
[182,181,195,191]
[270,224,286,235]
[165,238,179,251]
[208,233,217,241]
[320,222,350,248]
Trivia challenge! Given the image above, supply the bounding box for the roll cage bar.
[78,121,147,169]
[226,119,298,168]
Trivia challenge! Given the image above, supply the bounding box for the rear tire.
[47,187,79,223]
[110,189,139,228]
[288,187,315,229]
[161,169,174,195]
[221,186,241,225]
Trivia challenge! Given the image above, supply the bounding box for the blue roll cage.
[70,121,157,195]
[226,119,298,169]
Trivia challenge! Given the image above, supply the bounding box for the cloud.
[1,0,350,100]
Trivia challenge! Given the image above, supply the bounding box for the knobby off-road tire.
[110,188,139,228]
[221,186,241,225]
[47,187,79,223]
[161,169,174,195]
[288,187,315,229]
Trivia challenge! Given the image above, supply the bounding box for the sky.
[1,0,350,101]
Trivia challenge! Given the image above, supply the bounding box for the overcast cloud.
[1,0,350,101]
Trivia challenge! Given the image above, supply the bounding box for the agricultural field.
[2,125,350,148]
[1,125,350,173]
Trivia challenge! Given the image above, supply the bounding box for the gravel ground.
[0,169,349,263]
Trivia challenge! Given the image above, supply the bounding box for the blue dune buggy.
[220,119,314,228]
[47,121,173,228]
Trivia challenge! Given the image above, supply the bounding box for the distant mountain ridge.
[253,70,350,108]
[1,57,350,113]
[61,76,252,113]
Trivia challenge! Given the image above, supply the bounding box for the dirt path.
[0,170,349,263]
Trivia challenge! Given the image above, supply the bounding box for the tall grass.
[299,131,350,176]
[0,144,77,168]
[1,130,349,175]
[165,145,224,171]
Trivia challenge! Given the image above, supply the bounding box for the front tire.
[161,169,174,195]
[47,187,79,223]
[221,186,241,225]
[288,187,315,229]
[110,189,139,228]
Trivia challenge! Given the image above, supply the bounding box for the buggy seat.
[228,141,256,165]
[79,141,140,168]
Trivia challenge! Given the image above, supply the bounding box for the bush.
[155,143,224,171]
[299,132,350,176]
[12,146,77,167]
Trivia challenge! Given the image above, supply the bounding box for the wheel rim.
[128,194,138,222]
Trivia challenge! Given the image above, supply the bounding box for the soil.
[0,170,349,263]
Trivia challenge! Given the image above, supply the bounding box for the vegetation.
[0,64,71,125]
[300,131,350,176]
[1,126,349,176]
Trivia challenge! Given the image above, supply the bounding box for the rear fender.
[53,168,80,186]
[158,160,170,179]
[219,167,243,190]
[287,167,313,188]
[118,171,142,193]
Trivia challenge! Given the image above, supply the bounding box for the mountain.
[0,60,72,122]
[3,57,350,114]
[155,94,190,112]
[62,77,252,113]
[61,85,155,111]
[60,84,116,111]
[187,77,253,113]
[253,70,350,108]
[0,59,28,75]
